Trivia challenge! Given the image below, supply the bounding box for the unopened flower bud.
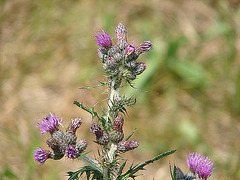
[90,122,109,145]
[51,129,64,142]
[46,138,65,158]
[64,131,77,145]
[112,115,124,131]
[115,23,128,49]
[134,62,146,75]
[117,140,139,153]
[76,139,88,153]
[67,118,82,134]
[135,41,153,55]
[109,130,124,143]
[90,122,103,137]
[46,138,61,151]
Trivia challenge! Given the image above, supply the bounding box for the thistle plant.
[34,23,214,180]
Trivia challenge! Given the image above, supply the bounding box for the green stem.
[103,78,120,180]
[78,155,102,173]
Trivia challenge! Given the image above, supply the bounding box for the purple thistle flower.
[186,152,202,173]
[37,113,63,134]
[94,28,112,49]
[187,152,214,179]
[67,118,82,134]
[65,145,79,159]
[33,148,51,165]
[196,156,214,179]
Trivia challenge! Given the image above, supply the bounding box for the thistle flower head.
[112,115,124,131]
[46,137,61,151]
[94,29,112,49]
[90,122,103,137]
[76,139,88,153]
[196,156,214,179]
[187,152,214,179]
[65,145,79,159]
[186,152,202,173]
[37,113,63,134]
[33,148,51,165]
[67,118,82,134]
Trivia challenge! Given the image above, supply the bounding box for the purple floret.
[67,118,82,134]
[94,29,112,49]
[33,147,51,165]
[37,113,63,134]
[65,145,79,159]
[196,157,214,179]
[186,152,214,179]
[186,152,202,173]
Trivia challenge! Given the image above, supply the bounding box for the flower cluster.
[95,23,152,88]
[173,152,214,180]
[34,113,87,164]
[90,115,139,153]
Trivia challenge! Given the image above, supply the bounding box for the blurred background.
[1,0,240,179]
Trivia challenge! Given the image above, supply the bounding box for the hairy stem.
[103,78,120,180]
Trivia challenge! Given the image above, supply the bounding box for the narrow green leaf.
[73,101,101,119]
[80,82,108,89]
[121,150,176,178]
[125,128,136,141]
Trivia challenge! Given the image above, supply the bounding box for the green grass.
[1,0,240,179]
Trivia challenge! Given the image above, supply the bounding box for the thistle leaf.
[80,82,108,89]
[119,150,176,179]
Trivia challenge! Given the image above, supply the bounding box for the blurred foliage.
[1,0,240,179]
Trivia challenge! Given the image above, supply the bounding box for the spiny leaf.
[126,80,148,92]
[74,101,102,120]
[80,82,108,89]
[120,150,176,179]
[67,169,82,180]
[169,163,177,180]
[125,128,136,141]
[118,161,127,175]
[67,166,103,180]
